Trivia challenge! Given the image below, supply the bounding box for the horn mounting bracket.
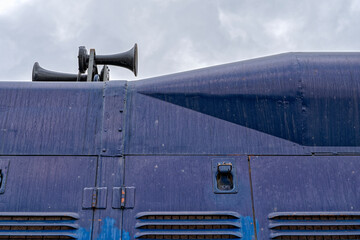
[78,47,108,82]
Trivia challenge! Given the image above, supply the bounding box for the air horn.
[32,44,138,82]
[78,44,138,76]
[32,62,87,82]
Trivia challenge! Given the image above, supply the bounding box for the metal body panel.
[123,156,256,240]
[299,54,360,146]
[0,81,127,157]
[0,156,97,239]
[250,156,360,239]
[0,82,104,155]
[100,81,127,157]
[126,52,360,155]
[125,87,306,155]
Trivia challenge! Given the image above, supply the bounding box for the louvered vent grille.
[135,211,242,239]
[269,212,360,239]
[0,212,79,239]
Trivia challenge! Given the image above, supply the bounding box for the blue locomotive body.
[1,52,360,239]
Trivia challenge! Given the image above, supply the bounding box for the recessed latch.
[212,159,237,194]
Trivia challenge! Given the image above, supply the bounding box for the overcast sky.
[1,0,360,81]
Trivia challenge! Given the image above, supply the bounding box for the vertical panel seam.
[248,155,258,240]
[294,53,306,147]
[121,81,128,240]
[91,81,108,240]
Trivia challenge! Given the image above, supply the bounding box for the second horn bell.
[32,62,87,82]
[78,44,138,76]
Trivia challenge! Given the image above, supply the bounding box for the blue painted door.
[0,156,97,239]
[250,156,360,239]
[122,156,256,240]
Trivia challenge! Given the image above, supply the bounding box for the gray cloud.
[1,0,360,81]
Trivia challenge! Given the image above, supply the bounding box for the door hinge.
[112,186,135,209]
[82,187,107,209]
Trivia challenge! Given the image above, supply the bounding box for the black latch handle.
[217,163,232,173]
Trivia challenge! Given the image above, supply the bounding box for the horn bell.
[95,43,138,76]
[32,62,87,82]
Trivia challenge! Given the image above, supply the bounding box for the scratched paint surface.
[92,157,124,239]
[1,53,360,239]
[77,227,91,240]
[0,82,104,155]
[78,217,256,240]
[0,156,96,239]
[123,156,255,240]
[126,52,360,155]
[241,216,258,240]
[96,218,121,240]
[251,156,360,239]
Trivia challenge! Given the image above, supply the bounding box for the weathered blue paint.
[126,52,360,155]
[2,53,360,156]
[122,230,131,240]
[241,216,258,240]
[0,82,104,155]
[1,52,360,239]
[92,157,124,239]
[251,156,360,239]
[123,156,254,239]
[100,81,127,157]
[76,227,91,240]
[0,156,96,239]
[96,218,121,240]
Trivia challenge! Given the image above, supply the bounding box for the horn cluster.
[32,44,138,82]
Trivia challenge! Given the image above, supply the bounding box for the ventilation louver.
[269,212,360,239]
[0,212,79,239]
[135,211,242,239]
